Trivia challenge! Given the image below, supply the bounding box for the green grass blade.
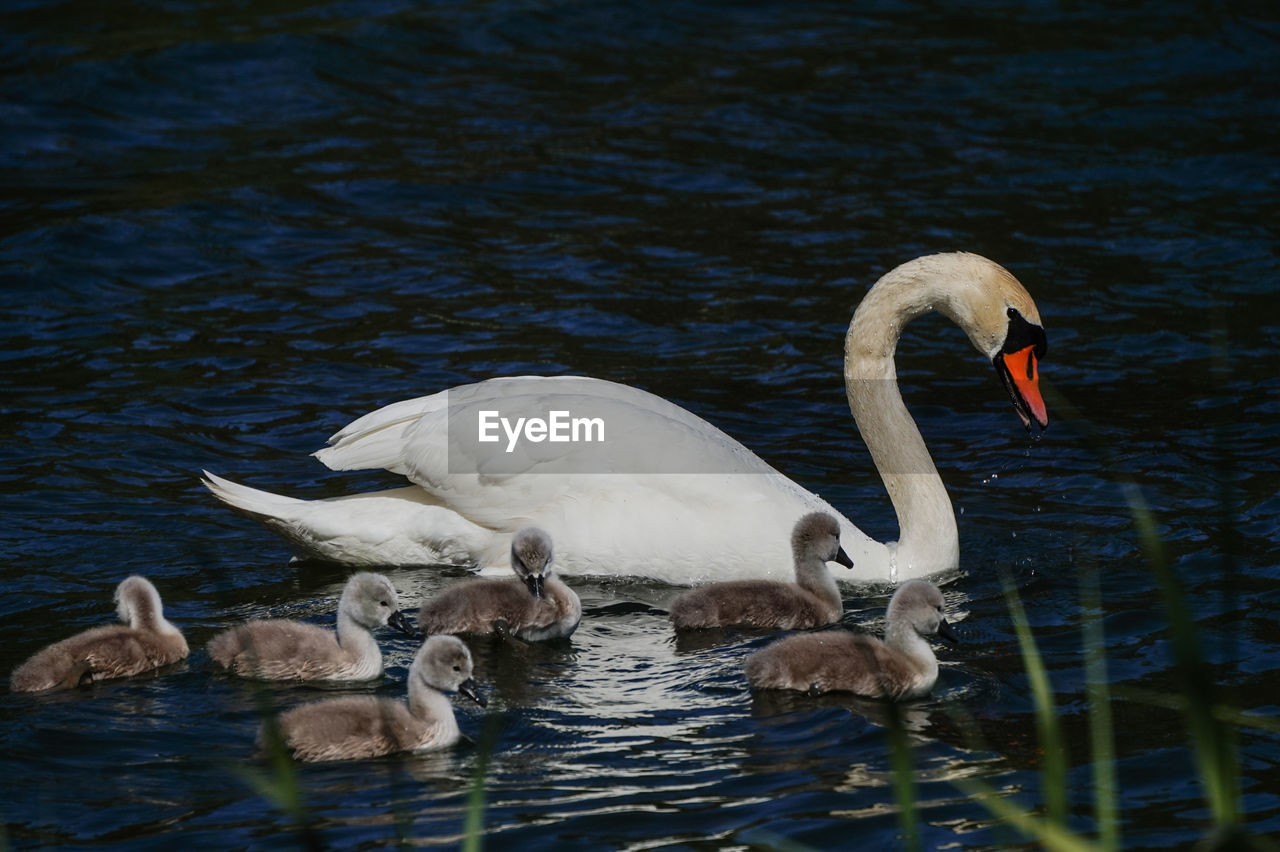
[1112,686,1280,734]
[1002,575,1068,829]
[1080,562,1118,850]
[228,702,322,852]
[1122,483,1240,827]
[885,702,921,852]
[462,711,503,852]
[954,778,1102,852]
[1043,383,1243,830]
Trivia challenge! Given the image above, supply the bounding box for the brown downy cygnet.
[418,527,581,641]
[265,634,486,762]
[744,579,957,700]
[208,571,416,681]
[11,576,189,692]
[669,512,853,630]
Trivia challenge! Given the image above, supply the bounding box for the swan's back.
[669,512,846,630]
[418,578,572,637]
[745,579,953,700]
[670,580,837,631]
[208,619,352,680]
[208,571,410,681]
[315,377,838,531]
[11,577,188,692]
[12,624,187,692]
[744,630,926,699]
[269,696,436,762]
[317,377,754,476]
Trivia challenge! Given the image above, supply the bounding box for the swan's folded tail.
[201,470,500,567]
[201,470,306,522]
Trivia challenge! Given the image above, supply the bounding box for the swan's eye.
[1007,306,1016,318]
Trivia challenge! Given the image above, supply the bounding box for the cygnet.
[744,579,957,700]
[11,576,189,692]
[669,512,852,630]
[419,527,581,641]
[208,571,416,681]
[265,634,486,762]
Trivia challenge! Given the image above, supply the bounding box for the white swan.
[203,252,1047,584]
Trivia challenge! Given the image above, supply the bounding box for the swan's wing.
[278,697,423,761]
[312,376,885,583]
[315,376,769,478]
[11,625,177,690]
[314,376,789,525]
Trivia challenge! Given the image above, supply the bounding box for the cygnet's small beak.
[936,618,959,645]
[525,574,545,599]
[832,546,854,569]
[458,678,487,707]
[388,609,421,639]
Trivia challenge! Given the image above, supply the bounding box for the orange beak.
[995,345,1048,431]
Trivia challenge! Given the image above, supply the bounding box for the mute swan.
[744,579,957,700]
[669,512,851,630]
[208,572,417,681]
[264,634,486,762]
[202,252,1047,584]
[419,527,582,641]
[11,576,188,692]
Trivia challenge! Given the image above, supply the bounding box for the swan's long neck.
[335,610,383,675]
[121,583,185,638]
[885,619,939,686]
[794,557,841,612]
[844,269,961,578]
[408,678,460,744]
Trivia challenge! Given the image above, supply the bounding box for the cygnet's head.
[510,527,555,599]
[114,576,163,629]
[340,572,416,637]
[791,512,854,569]
[888,579,958,643]
[416,635,487,706]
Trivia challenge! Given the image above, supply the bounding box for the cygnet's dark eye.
[453,665,461,672]
[380,600,389,607]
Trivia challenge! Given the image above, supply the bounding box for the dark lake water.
[3,0,1279,849]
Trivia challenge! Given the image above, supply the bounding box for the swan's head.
[415,635,487,706]
[510,526,555,599]
[340,571,418,638]
[878,252,1049,432]
[954,253,1047,432]
[792,512,854,569]
[888,579,958,644]
[115,575,163,629]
